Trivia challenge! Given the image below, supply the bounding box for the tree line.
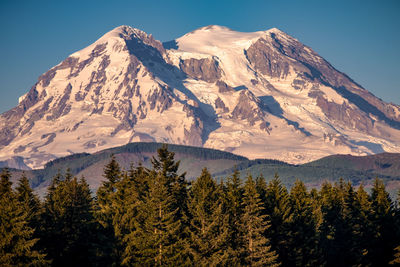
[1,145,400,266]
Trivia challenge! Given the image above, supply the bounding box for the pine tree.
[288,180,320,266]
[224,168,244,265]
[15,173,41,229]
[95,155,122,265]
[341,181,372,266]
[39,173,98,266]
[241,175,280,267]
[264,173,292,266]
[139,170,184,265]
[0,168,47,266]
[97,154,122,227]
[123,145,188,265]
[318,181,350,267]
[185,168,227,265]
[255,174,267,205]
[151,144,188,217]
[116,164,150,265]
[369,178,397,266]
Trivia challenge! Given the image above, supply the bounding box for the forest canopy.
[1,145,399,266]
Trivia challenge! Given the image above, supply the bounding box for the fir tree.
[95,155,122,265]
[318,181,348,267]
[186,168,227,265]
[151,144,188,218]
[15,173,41,229]
[123,145,188,265]
[138,170,184,265]
[116,164,149,265]
[341,181,371,266]
[39,173,98,266]
[0,168,47,266]
[97,154,122,226]
[255,174,267,205]
[241,175,280,267]
[369,178,397,266]
[288,180,320,266]
[224,169,244,265]
[264,173,292,267]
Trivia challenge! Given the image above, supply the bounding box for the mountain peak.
[1,25,400,169]
[267,27,285,34]
[195,25,233,32]
[70,25,153,58]
[96,25,148,43]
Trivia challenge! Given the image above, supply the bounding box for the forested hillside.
[5,143,400,198]
[1,145,399,266]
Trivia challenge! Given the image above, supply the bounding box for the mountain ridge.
[1,25,400,168]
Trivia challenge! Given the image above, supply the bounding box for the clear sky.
[0,0,399,113]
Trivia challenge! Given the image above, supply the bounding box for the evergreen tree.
[123,145,188,265]
[341,181,372,266]
[15,173,41,229]
[0,168,47,266]
[116,164,149,265]
[97,154,122,227]
[39,173,98,266]
[354,183,374,266]
[95,155,122,265]
[0,168,12,195]
[318,181,349,267]
[151,144,188,218]
[264,173,292,267]
[241,175,280,267]
[185,168,227,265]
[255,174,267,205]
[224,169,244,265]
[369,178,397,266]
[309,188,323,227]
[288,180,320,266]
[137,170,184,265]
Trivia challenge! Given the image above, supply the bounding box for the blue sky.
[0,0,399,113]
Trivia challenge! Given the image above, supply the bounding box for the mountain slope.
[1,25,400,168]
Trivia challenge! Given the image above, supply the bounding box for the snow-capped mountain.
[1,25,400,169]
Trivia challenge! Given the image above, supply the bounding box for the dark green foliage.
[224,169,244,264]
[341,182,372,266]
[0,168,47,266]
[241,175,280,267]
[2,146,400,266]
[287,180,320,266]
[16,173,41,225]
[39,172,98,266]
[186,168,228,265]
[264,173,292,266]
[318,181,349,267]
[15,142,248,188]
[118,144,188,265]
[95,155,122,266]
[368,178,398,266]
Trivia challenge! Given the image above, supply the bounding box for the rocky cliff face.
[1,25,400,168]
